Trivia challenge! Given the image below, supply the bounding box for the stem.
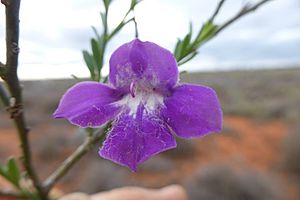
[43,125,109,192]
[176,0,272,65]
[97,1,109,82]
[2,0,48,199]
[209,0,226,22]
[133,16,139,38]
[106,18,133,41]
[213,0,272,36]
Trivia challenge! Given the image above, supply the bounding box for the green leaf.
[82,50,96,80]
[174,39,183,61]
[130,0,142,9]
[91,26,101,40]
[180,32,192,55]
[91,39,101,67]
[0,164,7,177]
[130,0,137,9]
[109,21,125,39]
[178,51,198,66]
[0,158,21,188]
[7,158,20,187]
[196,20,218,45]
[100,12,106,27]
[103,0,111,10]
[174,23,193,62]
[71,74,81,81]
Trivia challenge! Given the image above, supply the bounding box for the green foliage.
[130,0,141,9]
[174,20,219,65]
[185,165,282,200]
[0,157,21,188]
[103,0,111,10]
[82,0,142,82]
[82,50,96,80]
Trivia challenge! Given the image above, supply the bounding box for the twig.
[209,0,226,22]
[176,0,272,65]
[2,0,48,199]
[0,189,27,198]
[133,15,139,38]
[214,0,272,36]
[43,125,109,192]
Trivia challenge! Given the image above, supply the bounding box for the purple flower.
[54,39,222,171]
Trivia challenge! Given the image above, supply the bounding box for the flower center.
[115,91,164,116]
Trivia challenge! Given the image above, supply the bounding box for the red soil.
[0,116,298,199]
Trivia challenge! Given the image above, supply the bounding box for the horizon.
[1,0,300,80]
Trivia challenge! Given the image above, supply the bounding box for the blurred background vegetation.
[1,68,299,199]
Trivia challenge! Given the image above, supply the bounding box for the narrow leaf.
[92,26,101,40]
[7,158,20,187]
[130,0,137,9]
[174,39,183,61]
[109,21,125,39]
[196,20,218,45]
[130,0,142,9]
[178,51,198,66]
[82,50,96,80]
[100,12,106,27]
[91,39,101,67]
[103,0,111,10]
[180,32,192,56]
[0,164,7,177]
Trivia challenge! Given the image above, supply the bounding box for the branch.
[0,189,27,198]
[209,0,226,22]
[133,16,139,38]
[43,125,109,192]
[214,0,272,36]
[174,0,272,65]
[2,1,48,199]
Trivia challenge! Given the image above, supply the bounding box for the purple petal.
[54,81,123,128]
[99,104,176,171]
[161,84,222,138]
[109,39,178,94]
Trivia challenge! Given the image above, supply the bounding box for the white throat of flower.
[114,92,164,116]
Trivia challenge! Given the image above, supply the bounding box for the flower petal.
[54,81,123,128]
[161,84,222,138]
[109,39,178,93]
[99,104,176,171]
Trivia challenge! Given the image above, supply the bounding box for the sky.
[0,0,300,80]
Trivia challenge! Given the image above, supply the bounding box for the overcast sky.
[0,0,300,79]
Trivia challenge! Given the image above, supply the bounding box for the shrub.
[162,138,196,158]
[282,125,300,175]
[139,156,176,172]
[33,132,68,161]
[185,165,282,200]
[79,159,130,193]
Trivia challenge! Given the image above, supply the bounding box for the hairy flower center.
[115,92,164,116]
